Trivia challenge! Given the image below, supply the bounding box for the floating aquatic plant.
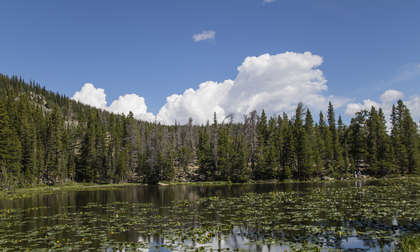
[0,178,419,251]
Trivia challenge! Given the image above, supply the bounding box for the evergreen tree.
[197,127,215,179]
[45,105,65,184]
[1,74,420,187]
[230,131,249,182]
[0,101,22,187]
[348,111,368,173]
[254,110,268,179]
[217,126,232,180]
[303,109,315,178]
[20,112,37,183]
[265,117,278,179]
[366,107,379,175]
[319,112,333,175]
[398,101,419,174]
[282,121,295,179]
[377,108,395,175]
[391,102,409,174]
[327,102,344,174]
[337,115,350,174]
[77,109,97,182]
[294,103,310,179]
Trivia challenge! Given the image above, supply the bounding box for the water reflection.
[132,227,293,252]
[0,180,416,251]
[0,182,320,211]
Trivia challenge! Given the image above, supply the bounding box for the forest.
[0,74,419,188]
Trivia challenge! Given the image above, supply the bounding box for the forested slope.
[0,74,419,188]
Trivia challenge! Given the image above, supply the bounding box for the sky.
[1,0,420,124]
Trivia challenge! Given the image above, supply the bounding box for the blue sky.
[1,0,420,124]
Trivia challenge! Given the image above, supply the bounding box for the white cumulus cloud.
[72,83,155,122]
[223,52,329,115]
[157,80,234,125]
[156,51,345,124]
[193,30,216,42]
[108,94,156,122]
[73,51,354,125]
[72,83,107,109]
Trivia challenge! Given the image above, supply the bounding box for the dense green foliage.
[0,74,419,188]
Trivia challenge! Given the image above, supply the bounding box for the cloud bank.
[193,30,216,42]
[72,51,346,124]
[72,51,419,125]
[156,52,349,124]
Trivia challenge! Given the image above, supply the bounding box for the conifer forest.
[0,74,419,189]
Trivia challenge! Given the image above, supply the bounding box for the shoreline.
[0,182,144,200]
[0,176,416,200]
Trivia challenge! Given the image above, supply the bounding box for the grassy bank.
[0,182,144,200]
[1,176,418,201]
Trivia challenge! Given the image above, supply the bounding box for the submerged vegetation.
[399,235,420,252]
[0,74,419,189]
[0,178,419,251]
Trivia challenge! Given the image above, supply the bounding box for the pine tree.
[217,126,232,180]
[273,115,285,179]
[327,102,344,175]
[197,127,215,179]
[282,121,296,179]
[230,131,249,182]
[303,109,315,178]
[0,101,22,187]
[211,112,219,178]
[2,74,420,187]
[95,116,108,182]
[294,103,309,179]
[77,109,97,182]
[377,108,395,175]
[45,105,65,184]
[319,112,333,175]
[313,126,324,177]
[366,107,379,175]
[337,116,350,174]
[254,110,268,179]
[348,111,368,173]
[20,112,37,183]
[398,101,419,174]
[391,102,408,174]
[264,117,278,179]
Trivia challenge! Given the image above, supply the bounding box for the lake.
[0,178,419,251]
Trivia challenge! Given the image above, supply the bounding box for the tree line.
[0,74,419,188]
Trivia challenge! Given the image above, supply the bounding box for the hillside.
[0,74,419,189]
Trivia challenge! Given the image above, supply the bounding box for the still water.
[0,180,419,251]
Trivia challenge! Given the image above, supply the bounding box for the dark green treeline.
[0,75,419,188]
